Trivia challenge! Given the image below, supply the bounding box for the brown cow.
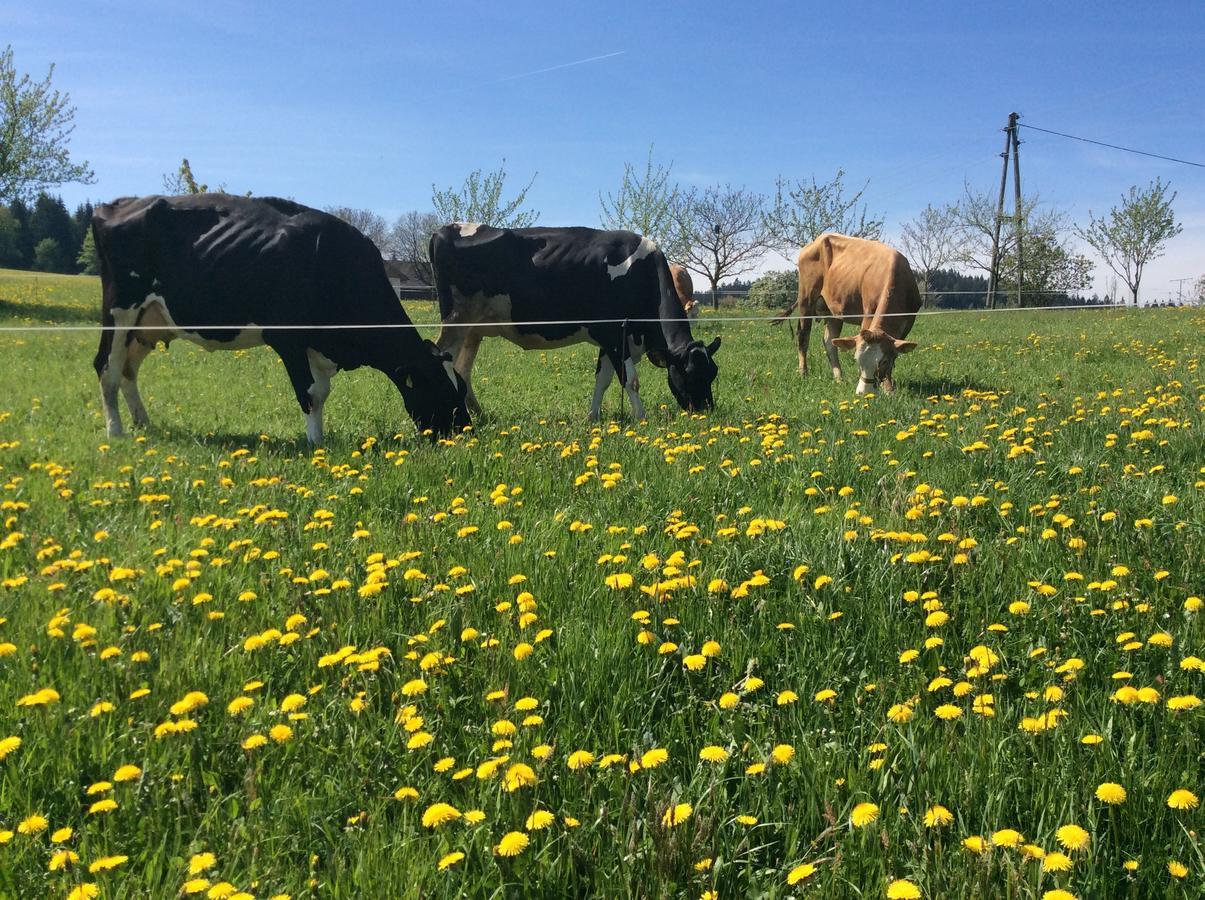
[669,263,699,320]
[775,233,920,395]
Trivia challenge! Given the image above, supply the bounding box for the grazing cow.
[429,224,720,420]
[669,263,700,320]
[773,233,920,394]
[91,194,470,444]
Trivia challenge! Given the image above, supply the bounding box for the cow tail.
[653,248,692,359]
[91,217,116,377]
[429,230,456,323]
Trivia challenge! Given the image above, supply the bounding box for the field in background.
[0,271,1200,899]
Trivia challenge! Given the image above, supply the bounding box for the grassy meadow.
[0,267,1201,899]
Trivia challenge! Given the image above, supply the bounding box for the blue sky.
[6,0,1204,299]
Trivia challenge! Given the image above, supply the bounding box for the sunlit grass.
[0,272,1200,898]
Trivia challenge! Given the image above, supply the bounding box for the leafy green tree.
[7,198,33,266]
[0,205,22,267]
[1076,178,1182,306]
[162,158,209,194]
[76,227,98,275]
[0,45,94,202]
[747,270,798,309]
[33,236,67,272]
[599,145,685,260]
[29,193,77,266]
[431,160,538,228]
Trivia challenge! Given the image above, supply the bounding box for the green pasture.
[0,269,1200,899]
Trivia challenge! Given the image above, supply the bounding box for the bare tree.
[899,203,962,300]
[388,210,442,285]
[675,185,770,308]
[1075,178,1182,306]
[599,144,685,260]
[762,168,883,251]
[0,45,94,202]
[431,160,538,228]
[324,206,389,254]
[953,186,1092,307]
[1191,275,1205,307]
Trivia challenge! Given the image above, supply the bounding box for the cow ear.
[830,336,858,351]
[706,336,721,357]
[893,339,918,354]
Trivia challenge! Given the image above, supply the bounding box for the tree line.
[1,44,1193,305]
[0,193,96,273]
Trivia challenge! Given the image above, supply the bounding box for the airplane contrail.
[449,51,626,92]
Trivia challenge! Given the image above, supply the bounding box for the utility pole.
[1170,276,1192,305]
[987,112,1023,310]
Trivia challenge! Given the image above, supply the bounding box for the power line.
[1020,123,1205,169]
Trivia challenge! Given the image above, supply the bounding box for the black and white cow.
[429,223,720,420]
[91,194,471,444]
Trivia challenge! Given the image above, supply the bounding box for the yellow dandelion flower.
[189,852,217,874]
[421,803,461,828]
[525,810,555,831]
[662,803,692,827]
[1166,789,1198,810]
[787,862,817,884]
[991,828,1023,848]
[437,851,464,871]
[1055,824,1090,851]
[495,831,529,857]
[567,750,595,770]
[1043,851,1073,872]
[851,802,880,827]
[640,748,669,769]
[1167,860,1187,878]
[503,763,538,791]
[886,880,921,900]
[923,805,953,828]
[1095,783,1126,804]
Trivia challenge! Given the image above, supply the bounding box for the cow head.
[394,342,472,437]
[830,329,917,395]
[665,337,721,412]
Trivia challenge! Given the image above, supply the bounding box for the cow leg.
[796,315,813,376]
[274,346,323,446]
[454,333,483,416]
[305,349,338,445]
[622,357,647,420]
[823,318,843,381]
[589,351,614,421]
[98,312,136,437]
[120,339,154,428]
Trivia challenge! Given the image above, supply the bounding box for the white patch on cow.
[456,222,480,237]
[129,270,139,278]
[441,358,459,391]
[134,293,265,351]
[304,349,338,446]
[589,355,614,421]
[854,340,885,396]
[606,236,658,280]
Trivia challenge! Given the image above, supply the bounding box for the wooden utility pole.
[1010,114,1023,308]
[1170,276,1192,305]
[986,112,1023,310]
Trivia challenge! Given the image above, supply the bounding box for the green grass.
[0,269,1200,899]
